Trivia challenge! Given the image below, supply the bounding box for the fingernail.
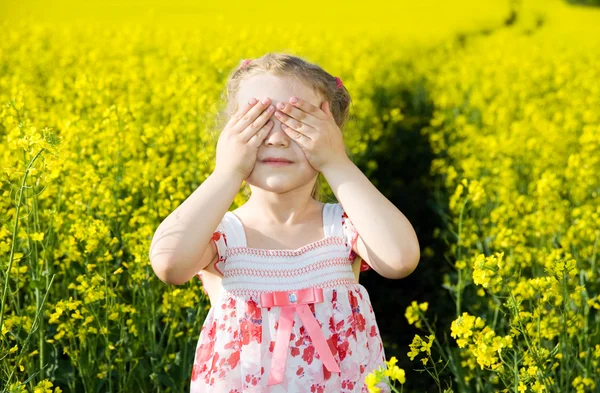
[249,98,257,105]
[261,97,270,105]
[290,96,298,103]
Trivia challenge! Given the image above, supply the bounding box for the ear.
[321,101,334,119]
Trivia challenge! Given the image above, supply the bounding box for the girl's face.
[237,73,323,194]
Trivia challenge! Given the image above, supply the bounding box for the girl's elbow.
[393,251,420,279]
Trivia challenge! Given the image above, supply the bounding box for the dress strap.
[222,212,247,248]
[323,202,336,238]
[328,203,344,238]
[207,213,245,276]
[335,203,372,271]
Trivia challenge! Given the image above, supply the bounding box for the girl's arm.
[322,158,420,279]
[149,170,244,285]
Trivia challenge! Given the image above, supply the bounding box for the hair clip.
[335,76,343,89]
[241,59,253,69]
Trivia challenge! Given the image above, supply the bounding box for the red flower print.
[244,374,258,386]
[246,299,261,320]
[345,326,353,339]
[205,320,217,339]
[296,366,304,376]
[195,340,215,364]
[240,319,262,345]
[349,292,359,310]
[224,338,236,350]
[326,333,339,356]
[338,340,349,361]
[291,346,300,357]
[302,344,315,364]
[227,350,240,369]
[191,362,207,381]
[222,297,236,310]
[370,325,378,337]
[354,312,366,332]
[332,290,338,303]
[269,340,275,353]
[310,383,325,393]
[210,353,220,375]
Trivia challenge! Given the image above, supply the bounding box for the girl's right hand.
[214,97,275,182]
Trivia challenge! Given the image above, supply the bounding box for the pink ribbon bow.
[260,287,341,386]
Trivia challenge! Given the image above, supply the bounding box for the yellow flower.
[365,371,382,393]
[384,365,406,384]
[386,356,398,368]
[450,312,485,348]
[408,334,435,363]
[405,301,429,328]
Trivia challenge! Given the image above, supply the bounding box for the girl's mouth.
[261,161,293,167]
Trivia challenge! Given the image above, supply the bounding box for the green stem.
[417,309,468,392]
[456,197,469,317]
[0,149,44,344]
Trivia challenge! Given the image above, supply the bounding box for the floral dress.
[192,202,389,393]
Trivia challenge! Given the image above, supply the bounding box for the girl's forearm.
[149,170,243,285]
[321,158,420,279]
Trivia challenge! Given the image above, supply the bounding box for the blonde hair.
[211,52,354,202]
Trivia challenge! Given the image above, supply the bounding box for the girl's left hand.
[274,96,349,172]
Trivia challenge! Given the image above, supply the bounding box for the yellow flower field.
[1,0,599,392]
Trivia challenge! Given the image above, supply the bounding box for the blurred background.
[1,0,599,392]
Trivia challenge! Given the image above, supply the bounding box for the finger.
[227,98,258,129]
[275,100,320,128]
[248,119,275,147]
[231,98,272,132]
[274,110,316,140]
[281,123,307,144]
[287,96,327,121]
[240,103,275,142]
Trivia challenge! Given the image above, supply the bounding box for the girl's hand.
[214,97,275,181]
[274,96,349,172]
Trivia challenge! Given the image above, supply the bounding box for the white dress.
[191,202,389,393]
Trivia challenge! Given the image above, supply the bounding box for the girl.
[150,53,420,392]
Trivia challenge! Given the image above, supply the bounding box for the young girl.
[150,53,420,392]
